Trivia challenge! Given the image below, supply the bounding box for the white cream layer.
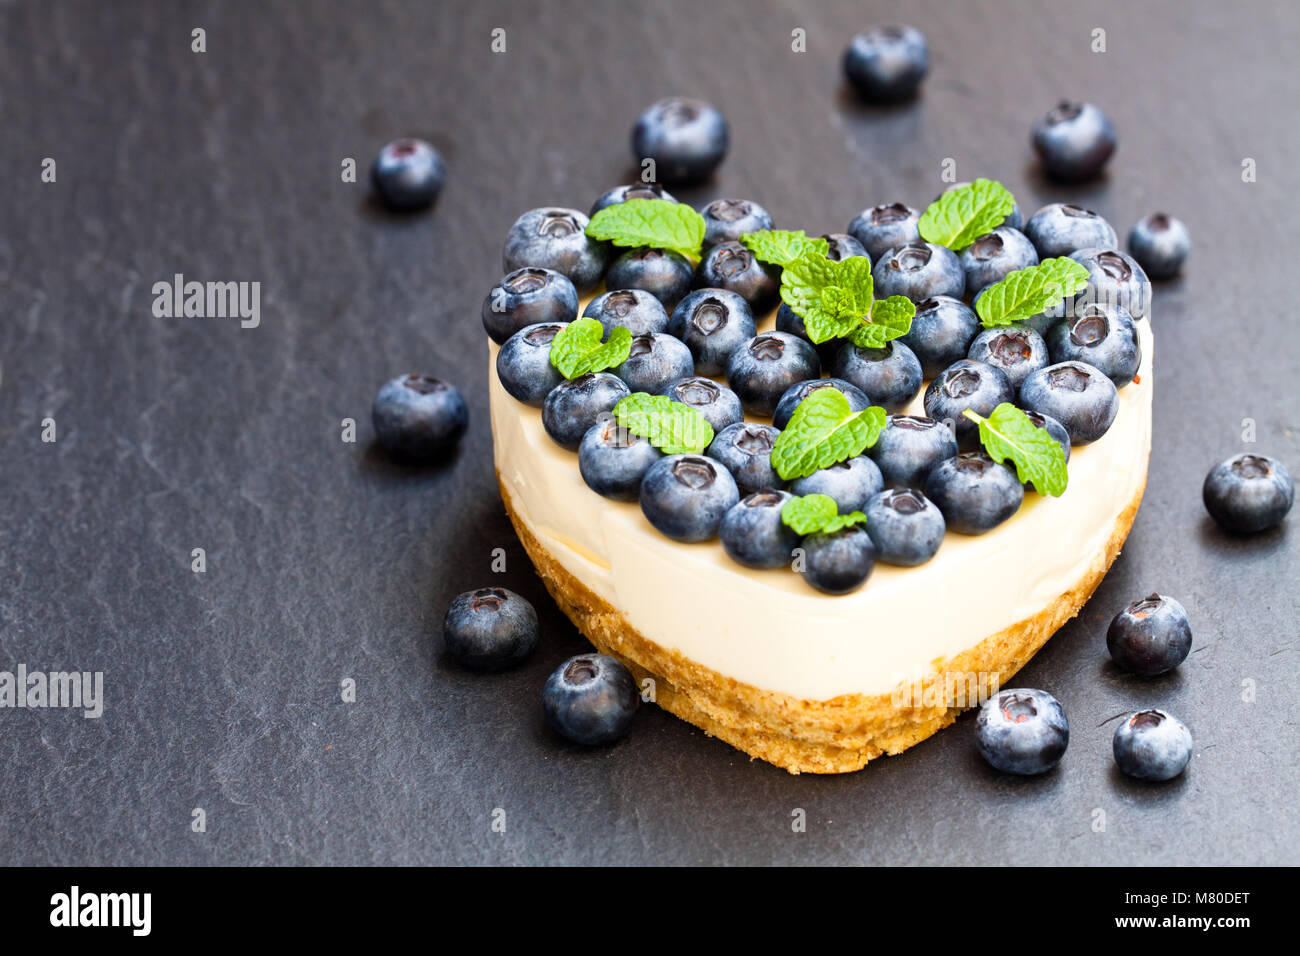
[489,316,1153,701]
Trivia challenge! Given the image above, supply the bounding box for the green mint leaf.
[975,257,1090,328]
[779,252,875,344]
[781,493,867,535]
[848,295,916,348]
[612,393,714,455]
[549,318,633,379]
[963,403,1069,496]
[739,230,830,267]
[918,178,1016,250]
[770,388,887,480]
[585,198,706,259]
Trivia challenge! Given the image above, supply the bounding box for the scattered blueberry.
[482,267,579,345]
[496,322,567,406]
[923,359,1015,450]
[901,296,981,378]
[667,289,756,375]
[725,332,822,416]
[822,233,870,262]
[873,242,965,302]
[1112,710,1193,782]
[443,587,538,671]
[864,488,945,566]
[694,240,779,313]
[842,25,929,102]
[1018,361,1119,445]
[590,182,677,216]
[868,414,958,488]
[701,198,773,249]
[542,654,639,746]
[639,453,740,542]
[772,378,870,430]
[372,374,468,460]
[660,376,745,433]
[578,419,664,502]
[371,138,445,211]
[1045,302,1141,388]
[790,456,883,513]
[1069,247,1151,320]
[848,202,922,261]
[1107,593,1193,676]
[502,207,608,293]
[631,97,728,186]
[605,247,695,311]
[959,227,1039,296]
[924,452,1024,534]
[706,422,783,494]
[1024,203,1118,259]
[976,688,1069,775]
[541,373,630,450]
[966,326,1050,392]
[720,490,802,569]
[1128,213,1191,279]
[614,332,695,394]
[1202,453,1294,533]
[801,526,877,594]
[1032,101,1117,182]
[832,340,923,411]
[582,288,670,337]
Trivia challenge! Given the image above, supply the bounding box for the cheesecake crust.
[500,474,1146,774]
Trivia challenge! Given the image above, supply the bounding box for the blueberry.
[1018,361,1119,445]
[966,326,1050,392]
[370,138,445,211]
[1106,593,1193,676]
[924,452,1024,534]
[1068,247,1151,320]
[923,359,1015,450]
[822,233,870,262]
[667,289,756,375]
[496,322,567,406]
[832,340,923,411]
[1202,453,1294,533]
[578,419,663,502]
[775,302,840,366]
[1021,409,1072,471]
[660,376,744,433]
[725,332,821,416]
[1032,101,1117,182]
[541,373,630,450]
[582,288,670,337]
[790,456,883,512]
[848,202,922,261]
[842,25,928,102]
[867,414,958,488]
[772,378,870,430]
[959,227,1039,296]
[976,688,1069,775]
[613,332,694,394]
[901,296,981,378]
[936,182,1023,231]
[639,454,740,542]
[1128,213,1190,279]
[864,488,945,566]
[1045,302,1141,388]
[481,267,579,345]
[693,240,779,314]
[873,242,965,302]
[542,654,639,746]
[701,198,773,249]
[1113,710,1193,782]
[443,587,538,671]
[801,526,877,594]
[589,182,677,216]
[605,247,695,310]
[372,374,468,460]
[706,422,783,494]
[720,490,801,569]
[631,97,728,186]
[502,207,608,293]
[1024,203,1118,259]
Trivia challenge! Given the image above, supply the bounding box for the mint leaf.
[781,493,866,535]
[740,230,830,267]
[975,257,1090,328]
[779,252,874,344]
[549,318,633,379]
[918,179,1016,250]
[585,198,706,259]
[770,388,887,480]
[613,393,714,455]
[848,295,916,348]
[963,403,1068,496]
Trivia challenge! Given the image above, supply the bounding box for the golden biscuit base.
[500,475,1145,774]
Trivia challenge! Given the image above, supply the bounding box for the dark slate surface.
[1,0,1296,866]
